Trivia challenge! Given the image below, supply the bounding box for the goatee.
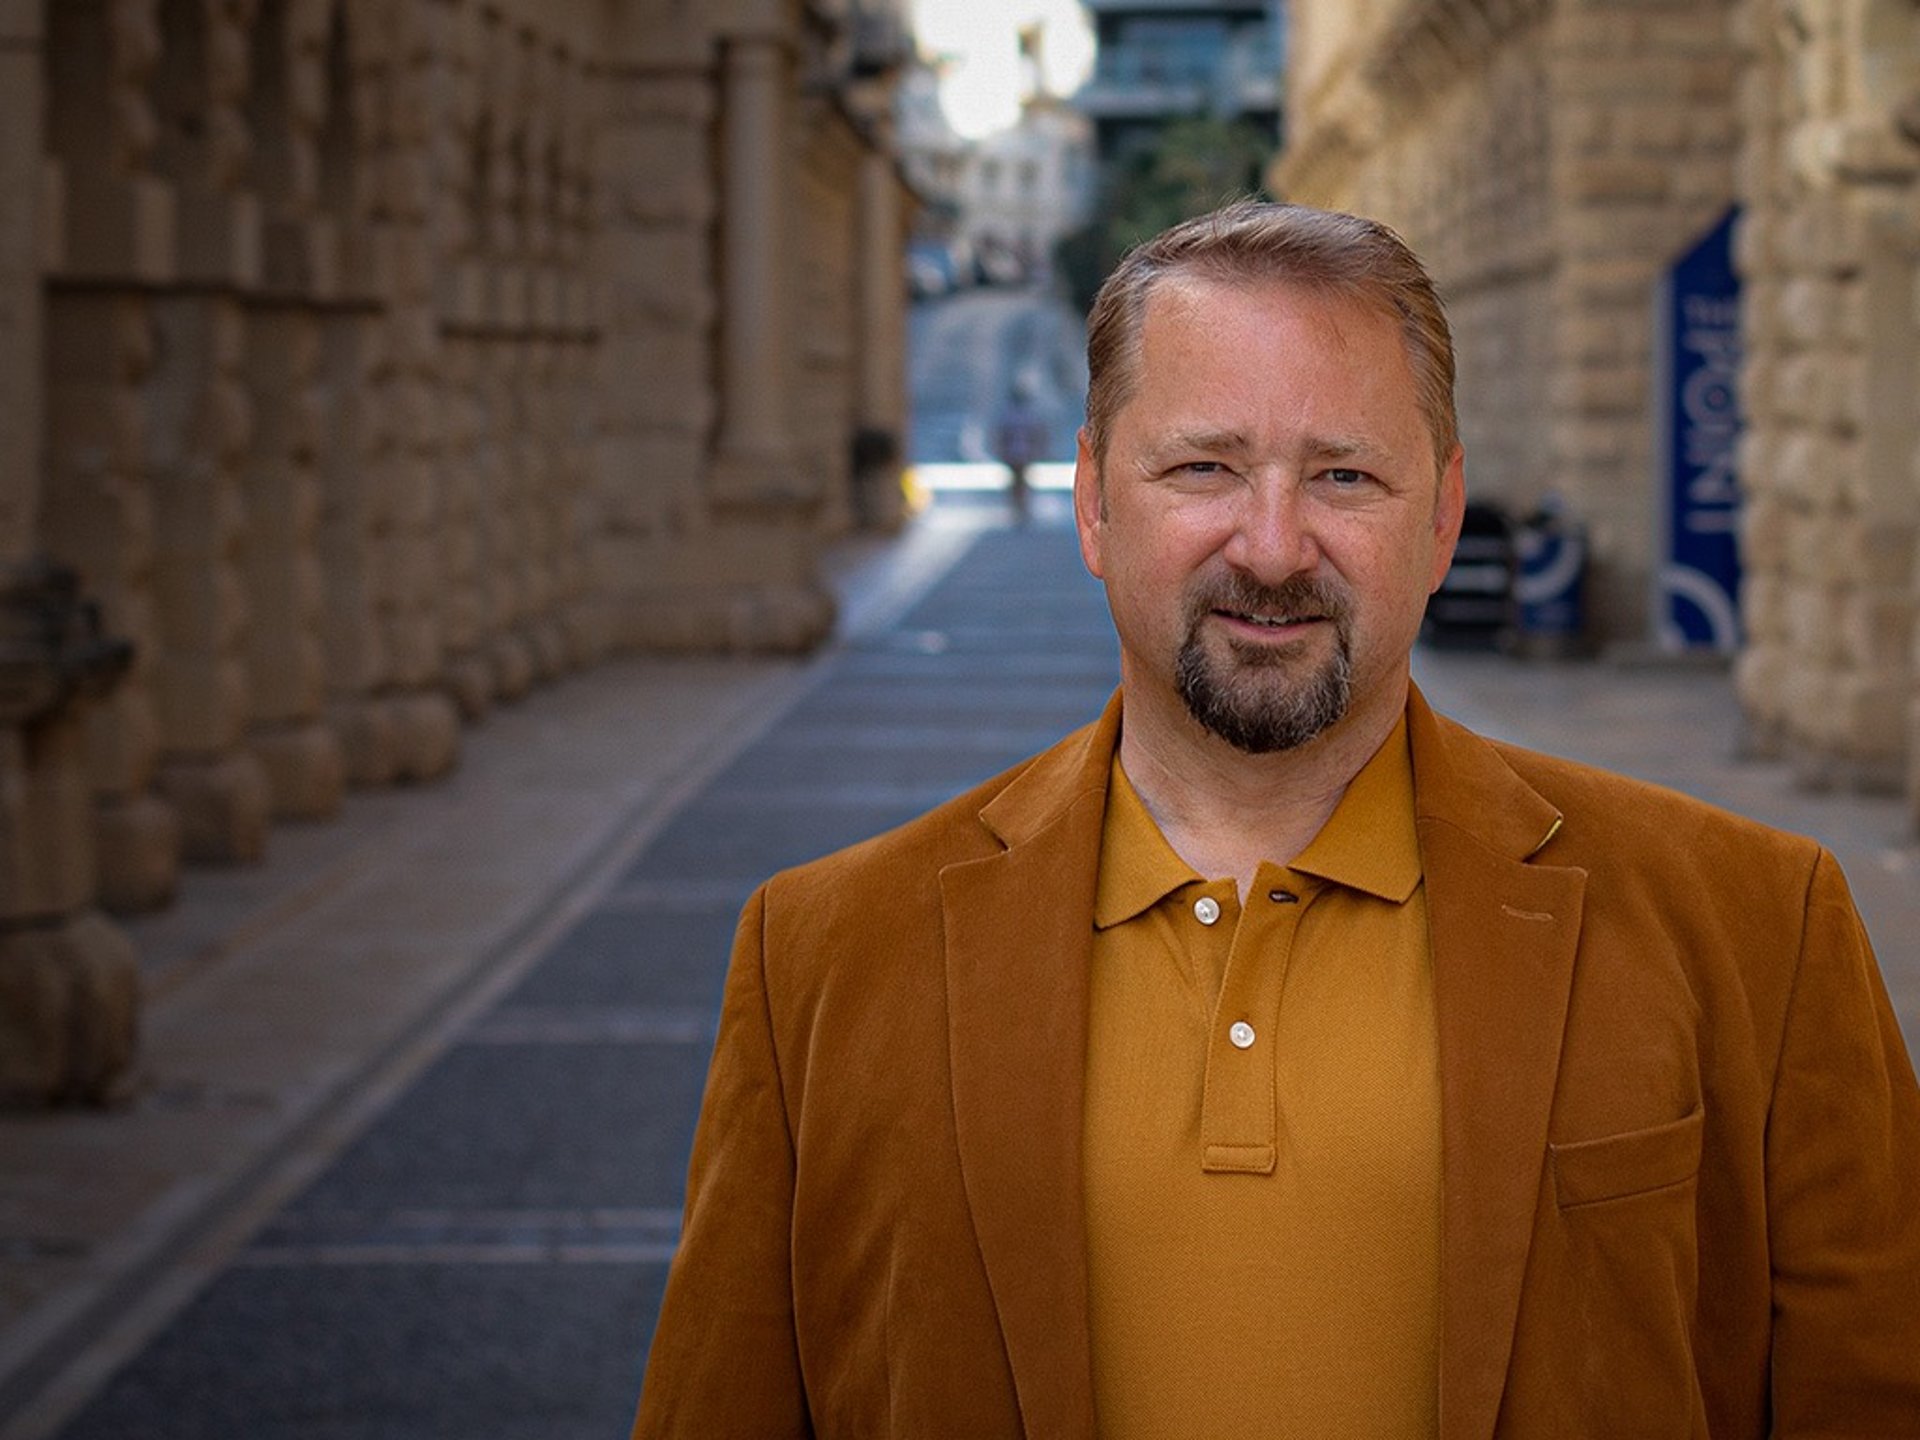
[1174,574,1354,753]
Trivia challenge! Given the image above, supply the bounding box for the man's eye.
[1173,461,1224,476]
[1326,468,1369,486]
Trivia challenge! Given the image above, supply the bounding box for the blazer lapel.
[1409,689,1587,1440]
[940,699,1117,1440]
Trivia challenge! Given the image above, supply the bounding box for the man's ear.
[1427,444,1467,594]
[1073,427,1107,580]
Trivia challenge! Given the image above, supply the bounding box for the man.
[632,202,1920,1438]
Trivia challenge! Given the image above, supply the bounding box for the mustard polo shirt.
[1083,717,1441,1439]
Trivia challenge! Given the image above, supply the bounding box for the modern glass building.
[1073,0,1284,166]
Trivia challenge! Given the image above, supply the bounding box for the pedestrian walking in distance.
[632,201,1920,1439]
[994,378,1048,524]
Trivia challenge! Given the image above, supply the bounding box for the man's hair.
[1083,200,1460,472]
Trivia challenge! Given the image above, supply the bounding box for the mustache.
[1185,573,1352,626]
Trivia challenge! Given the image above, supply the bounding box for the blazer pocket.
[1549,1105,1704,1208]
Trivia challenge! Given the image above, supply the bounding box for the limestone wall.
[0,0,914,1103]
[1733,0,1920,799]
[1280,0,1920,821]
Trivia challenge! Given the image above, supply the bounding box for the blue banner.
[1654,208,1743,650]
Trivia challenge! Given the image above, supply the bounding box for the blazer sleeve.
[1765,847,1920,1434]
[631,884,814,1440]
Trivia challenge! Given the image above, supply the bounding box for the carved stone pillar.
[0,563,139,1103]
[701,31,834,650]
[42,0,183,912]
[242,0,346,820]
[711,36,799,504]
[0,4,140,1104]
[319,0,456,787]
[244,304,343,818]
[0,1,42,572]
[145,293,273,863]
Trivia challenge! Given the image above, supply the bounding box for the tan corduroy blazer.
[632,688,1920,1439]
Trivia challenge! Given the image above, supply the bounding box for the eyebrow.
[1138,429,1382,467]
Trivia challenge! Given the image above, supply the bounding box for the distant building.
[960,97,1098,286]
[896,54,970,260]
[1073,0,1284,167]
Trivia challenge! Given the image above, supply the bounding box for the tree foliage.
[1056,116,1274,314]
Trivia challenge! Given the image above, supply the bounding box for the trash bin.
[1422,501,1513,650]
[1510,497,1588,658]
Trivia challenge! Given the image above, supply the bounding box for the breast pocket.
[1549,1105,1704,1208]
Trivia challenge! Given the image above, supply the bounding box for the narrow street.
[908,284,1088,465]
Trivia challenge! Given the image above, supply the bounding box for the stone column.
[1,4,139,1104]
[42,0,183,913]
[703,31,835,650]
[319,0,456,787]
[0,0,42,570]
[587,48,715,653]
[1733,0,1919,794]
[243,0,346,821]
[854,141,908,531]
[711,36,798,503]
[139,0,274,865]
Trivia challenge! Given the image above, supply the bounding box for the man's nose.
[1221,478,1319,582]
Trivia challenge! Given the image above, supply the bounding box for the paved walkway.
[2,496,1915,1439]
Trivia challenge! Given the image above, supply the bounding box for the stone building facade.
[0,0,915,1103]
[1277,0,1920,819]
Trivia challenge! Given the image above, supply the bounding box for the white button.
[1194,897,1221,925]
[1229,1021,1256,1049]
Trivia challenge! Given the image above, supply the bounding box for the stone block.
[1738,491,1790,572]
[444,651,495,721]
[1738,571,1787,650]
[250,720,345,820]
[86,686,163,800]
[55,173,175,284]
[250,631,327,723]
[1835,592,1916,670]
[1777,276,1840,346]
[2,713,96,922]
[0,0,44,42]
[525,617,573,680]
[152,563,248,652]
[155,749,272,864]
[1734,644,1789,732]
[389,690,460,783]
[1566,157,1673,204]
[1783,510,1834,585]
[1550,362,1645,415]
[0,910,138,1106]
[174,188,263,290]
[328,697,400,788]
[1828,674,1910,777]
[601,125,708,223]
[1781,579,1844,660]
[1831,516,1915,589]
[156,656,250,753]
[489,632,536,701]
[385,612,445,686]
[95,792,180,914]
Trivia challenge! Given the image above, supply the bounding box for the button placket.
[1199,869,1312,1174]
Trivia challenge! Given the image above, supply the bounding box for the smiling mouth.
[1218,609,1324,630]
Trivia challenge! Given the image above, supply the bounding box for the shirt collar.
[1093,756,1200,929]
[1092,712,1423,926]
[1290,712,1422,904]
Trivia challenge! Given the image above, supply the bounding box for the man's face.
[1074,276,1465,755]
